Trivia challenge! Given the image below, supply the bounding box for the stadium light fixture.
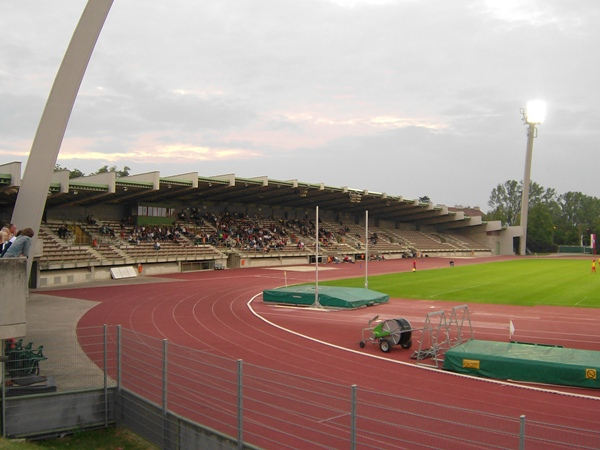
[519,100,546,256]
[524,100,547,124]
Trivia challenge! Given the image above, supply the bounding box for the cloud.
[1,0,600,209]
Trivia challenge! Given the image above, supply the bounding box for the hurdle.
[413,305,473,368]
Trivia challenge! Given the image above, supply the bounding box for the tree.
[115,166,131,177]
[555,192,600,246]
[94,165,131,177]
[528,182,557,208]
[418,196,431,204]
[54,164,85,179]
[486,180,558,228]
[54,164,132,179]
[526,203,556,252]
[69,168,85,178]
[487,180,521,226]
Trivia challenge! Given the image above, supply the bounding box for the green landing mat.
[443,339,600,389]
[263,285,389,309]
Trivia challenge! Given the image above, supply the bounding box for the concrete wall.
[37,262,182,287]
[0,258,27,339]
[5,390,114,438]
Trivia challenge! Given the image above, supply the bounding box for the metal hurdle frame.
[414,305,473,368]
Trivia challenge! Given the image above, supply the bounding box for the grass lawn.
[0,427,157,450]
[320,259,600,307]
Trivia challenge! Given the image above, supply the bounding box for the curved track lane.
[44,257,600,448]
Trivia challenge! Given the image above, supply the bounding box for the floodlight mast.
[519,100,546,256]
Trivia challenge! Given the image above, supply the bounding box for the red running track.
[43,256,600,449]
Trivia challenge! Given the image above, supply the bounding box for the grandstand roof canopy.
[0,162,485,230]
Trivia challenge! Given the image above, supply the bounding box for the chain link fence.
[3,325,600,449]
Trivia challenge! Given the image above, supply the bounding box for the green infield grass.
[320,259,600,307]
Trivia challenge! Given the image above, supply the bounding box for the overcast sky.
[1,0,599,211]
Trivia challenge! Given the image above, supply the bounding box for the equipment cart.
[359,315,413,352]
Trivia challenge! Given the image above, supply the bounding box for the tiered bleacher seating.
[117,241,224,262]
[39,217,227,269]
[436,233,490,252]
[37,212,491,276]
[93,242,128,265]
[391,230,456,253]
[38,228,101,269]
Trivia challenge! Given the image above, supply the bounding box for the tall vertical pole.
[103,324,108,428]
[237,359,244,450]
[314,206,321,308]
[162,339,168,449]
[364,210,369,289]
[350,384,357,450]
[519,414,526,450]
[116,325,121,426]
[10,0,114,280]
[519,124,536,256]
[1,342,5,438]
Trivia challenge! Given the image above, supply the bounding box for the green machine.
[360,316,413,353]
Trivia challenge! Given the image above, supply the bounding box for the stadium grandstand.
[0,161,517,287]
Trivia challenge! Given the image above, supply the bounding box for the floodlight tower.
[519,100,546,256]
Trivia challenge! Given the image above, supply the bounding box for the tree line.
[54,164,131,178]
[485,180,600,252]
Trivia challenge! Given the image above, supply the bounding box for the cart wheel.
[359,341,365,348]
[401,339,412,349]
[380,339,391,353]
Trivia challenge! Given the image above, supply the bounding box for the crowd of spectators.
[125,224,190,245]
[77,208,356,254]
[189,212,289,252]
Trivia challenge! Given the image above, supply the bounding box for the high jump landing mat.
[443,339,600,389]
[262,285,389,309]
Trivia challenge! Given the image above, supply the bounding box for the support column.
[11,0,114,278]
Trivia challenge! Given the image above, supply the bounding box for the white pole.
[314,206,320,307]
[519,123,536,256]
[365,210,369,289]
[11,0,114,280]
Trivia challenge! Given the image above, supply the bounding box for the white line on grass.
[429,283,491,298]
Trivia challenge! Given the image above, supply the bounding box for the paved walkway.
[25,275,181,391]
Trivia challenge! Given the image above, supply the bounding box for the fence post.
[103,324,108,428]
[519,414,526,450]
[116,325,122,426]
[351,385,357,450]
[162,339,168,450]
[1,340,6,438]
[237,359,243,450]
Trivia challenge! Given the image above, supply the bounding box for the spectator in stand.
[57,224,69,239]
[1,224,18,257]
[0,228,7,252]
[0,223,17,257]
[2,228,35,258]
